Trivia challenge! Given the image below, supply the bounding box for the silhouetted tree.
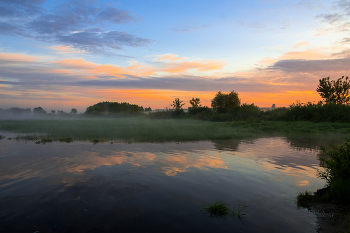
[33,107,47,115]
[172,98,185,111]
[70,108,77,114]
[51,110,56,115]
[211,91,241,113]
[317,76,350,104]
[189,98,202,108]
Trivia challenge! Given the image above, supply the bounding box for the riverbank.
[0,118,350,143]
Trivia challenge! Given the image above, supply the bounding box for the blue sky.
[0,0,349,111]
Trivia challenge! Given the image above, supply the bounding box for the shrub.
[318,138,350,203]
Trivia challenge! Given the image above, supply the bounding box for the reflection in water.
[0,133,344,233]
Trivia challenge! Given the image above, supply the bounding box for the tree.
[51,110,56,115]
[70,108,77,114]
[33,107,47,115]
[172,98,185,111]
[189,98,202,108]
[317,76,350,104]
[211,91,241,113]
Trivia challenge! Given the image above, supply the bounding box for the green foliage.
[317,76,350,104]
[318,138,350,184]
[85,101,144,115]
[296,191,314,207]
[330,179,350,203]
[260,107,290,121]
[59,137,73,143]
[145,107,152,111]
[204,201,229,218]
[188,106,211,115]
[262,102,350,122]
[1,119,350,143]
[235,103,261,120]
[317,138,350,203]
[211,91,241,113]
[147,109,175,119]
[41,138,53,143]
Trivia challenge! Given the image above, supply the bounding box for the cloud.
[316,13,344,24]
[157,54,186,62]
[0,0,45,18]
[54,30,153,52]
[335,0,350,15]
[2,47,349,109]
[292,41,309,49]
[269,57,350,73]
[0,0,152,53]
[98,7,139,24]
[171,23,213,33]
[339,37,350,44]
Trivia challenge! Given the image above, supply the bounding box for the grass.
[0,118,350,143]
[58,137,73,143]
[41,137,53,143]
[204,201,230,218]
[204,201,246,219]
[296,191,316,207]
[232,206,245,218]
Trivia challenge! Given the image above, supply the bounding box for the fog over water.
[0,132,343,232]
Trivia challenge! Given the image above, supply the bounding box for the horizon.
[1,0,350,112]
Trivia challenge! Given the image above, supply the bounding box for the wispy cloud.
[316,13,344,24]
[171,23,213,33]
[292,41,310,49]
[0,0,153,53]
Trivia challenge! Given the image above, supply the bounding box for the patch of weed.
[232,206,245,218]
[41,138,53,143]
[204,201,229,218]
[59,137,73,143]
[297,191,315,207]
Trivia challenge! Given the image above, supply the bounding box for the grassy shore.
[1,118,350,142]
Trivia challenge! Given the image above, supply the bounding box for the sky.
[0,0,350,112]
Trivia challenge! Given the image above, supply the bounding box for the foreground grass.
[0,118,350,142]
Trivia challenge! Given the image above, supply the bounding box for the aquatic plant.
[204,201,229,218]
[232,206,245,218]
[296,191,314,207]
[41,138,53,143]
[59,137,73,143]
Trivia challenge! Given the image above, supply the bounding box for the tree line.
[1,76,349,121]
[150,76,350,122]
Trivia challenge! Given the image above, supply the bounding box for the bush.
[234,103,261,120]
[318,138,350,203]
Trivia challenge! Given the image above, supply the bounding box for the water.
[0,133,340,232]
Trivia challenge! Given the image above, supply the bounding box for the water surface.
[0,133,339,232]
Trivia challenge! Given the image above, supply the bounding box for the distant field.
[0,118,350,142]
